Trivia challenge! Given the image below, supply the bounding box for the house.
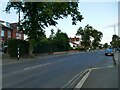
[69,36,81,49]
[0,20,24,46]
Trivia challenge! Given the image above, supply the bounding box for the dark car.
[105,48,114,56]
[2,45,8,53]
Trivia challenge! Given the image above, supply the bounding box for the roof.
[2,24,12,30]
[0,20,5,23]
[69,36,80,42]
[10,23,18,30]
[0,20,18,30]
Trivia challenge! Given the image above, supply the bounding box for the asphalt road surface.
[2,50,114,88]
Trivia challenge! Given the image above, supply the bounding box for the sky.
[0,0,119,44]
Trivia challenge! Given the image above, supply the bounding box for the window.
[8,31,11,38]
[16,32,19,37]
[16,32,21,39]
[1,30,4,37]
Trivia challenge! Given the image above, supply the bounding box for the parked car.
[105,48,114,56]
[2,45,8,53]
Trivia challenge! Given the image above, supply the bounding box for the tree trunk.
[29,39,35,58]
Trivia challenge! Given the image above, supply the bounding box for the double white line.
[75,69,92,88]
[75,66,114,89]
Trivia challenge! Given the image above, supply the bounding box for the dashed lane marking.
[24,63,51,70]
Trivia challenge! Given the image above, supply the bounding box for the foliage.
[74,47,85,51]
[33,29,70,53]
[110,34,120,48]
[2,41,8,47]
[52,29,70,52]
[8,39,29,57]
[91,30,103,49]
[103,43,109,49]
[33,37,52,53]
[76,24,103,49]
[5,1,83,56]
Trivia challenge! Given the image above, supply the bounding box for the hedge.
[33,40,52,53]
[8,39,29,57]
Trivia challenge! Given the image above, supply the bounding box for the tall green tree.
[110,34,120,48]
[76,24,103,50]
[76,24,92,49]
[103,43,109,49]
[52,29,70,51]
[91,30,103,49]
[5,1,83,57]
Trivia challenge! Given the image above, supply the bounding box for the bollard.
[17,44,19,61]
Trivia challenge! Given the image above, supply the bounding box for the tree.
[52,29,70,51]
[5,1,83,57]
[76,25,93,49]
[49,29,55,40]
[103,43,109,49]
[110,34,120,48]
[76,24,103,50]
[91,30,103,49]
[82,24,92,49]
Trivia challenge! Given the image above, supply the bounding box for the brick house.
[10,23,24,40]
[0,20,24,46]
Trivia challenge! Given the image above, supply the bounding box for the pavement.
[75,52,119,89]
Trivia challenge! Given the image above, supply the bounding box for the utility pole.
[0,21,2,48]
[114,25,116,35]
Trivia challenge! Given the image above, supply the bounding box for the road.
[2,50,114,88]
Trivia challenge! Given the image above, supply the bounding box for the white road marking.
[23,58,71,71]
[74,66,114,89]
[63,73,80,88]
[91,66,114,70]
[23,52,87,71]
[63,69,89,88]
[75,69,92,88]
[70,69,88,86]
[24,63,51,70]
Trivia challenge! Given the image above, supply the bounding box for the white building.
[69,36,81,49]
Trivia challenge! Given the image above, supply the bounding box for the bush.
[33,39,52,53]
[8,39,29,57]
[74,47,86,51]
[2,41,8,47]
